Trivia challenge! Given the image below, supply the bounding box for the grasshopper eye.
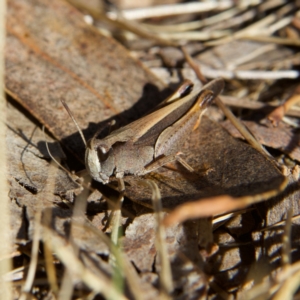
[97,145,110,162]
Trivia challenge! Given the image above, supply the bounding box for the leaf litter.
[3,0,300,299]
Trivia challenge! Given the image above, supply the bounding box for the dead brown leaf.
[5,0,168,160]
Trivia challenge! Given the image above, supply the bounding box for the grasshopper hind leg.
[137,152,194,175]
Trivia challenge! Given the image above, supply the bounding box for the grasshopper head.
[60,98,114,184]
[85,139,113,184]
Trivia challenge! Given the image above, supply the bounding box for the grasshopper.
[62,78,224,187]
[61,78,224,241]
[82,78,224,185]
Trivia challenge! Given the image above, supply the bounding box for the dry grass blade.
[163,177,288,226]
[107,1,234,20]
[42,227,127,300]
[142,0,289,37]
[146,180,173,297]
[43,208,58,295]
[242,35,300,47]
[272,260,300,299]
[260,214,300,232]
[20,161,58,299]
[0,0,12,298]
[58,175,89,299]
[67,0,178,46]
[273,269,300,300]
[214,94,277,164]
[20,212,42,300]
[212,209,253,226]
[79,222,145,300]
[281,209,293,267]
[201,68,299,80]
[205,2,296,46]
[143,7,249,32]
[156,30,231,42]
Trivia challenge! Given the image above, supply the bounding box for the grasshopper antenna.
[60,99,87,147]
[42,125,85,189]
[42,125,69,175]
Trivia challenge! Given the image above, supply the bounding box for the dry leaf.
[6,0,168,161]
